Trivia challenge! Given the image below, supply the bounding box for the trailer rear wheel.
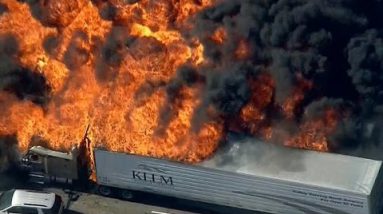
[98,185,112,196]
[120,190,134,200]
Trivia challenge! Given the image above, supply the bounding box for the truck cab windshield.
[0,190,15,210]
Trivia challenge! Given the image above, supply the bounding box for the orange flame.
[284,108,340,152]
[236,73,274,134]
[282,74,313,119]
[210,27,227,45]
[234,39,250,60]
[0,0,220,162]
[0,0,338,163]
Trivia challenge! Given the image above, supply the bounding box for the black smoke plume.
[0,135,20,172]
[0,136,28,187]
[0,33,51,168]
[0,3,8,16]
[2,0,383,162]
[171,0,383,159]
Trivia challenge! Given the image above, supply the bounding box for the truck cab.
[0,189,64,214]
[21,146,80,184]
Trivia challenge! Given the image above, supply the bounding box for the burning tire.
[98,185,112,196]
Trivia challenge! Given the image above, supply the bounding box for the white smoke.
[202,134,306,175]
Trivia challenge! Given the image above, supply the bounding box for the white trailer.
[93,140,383,214]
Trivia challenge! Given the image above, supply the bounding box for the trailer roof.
[94,138,382,195]
[202,139,382,195]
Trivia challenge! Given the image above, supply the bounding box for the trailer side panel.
[94,149,381,214]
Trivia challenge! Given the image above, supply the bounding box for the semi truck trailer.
[20,135,383,214]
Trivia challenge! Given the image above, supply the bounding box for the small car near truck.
[0,189,64,214]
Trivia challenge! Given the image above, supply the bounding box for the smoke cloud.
[0,3,8,15]
[0,136,28,188]
[0,135,20,172]
[1,0,383,163]
[172,0,383,159]
[203,133,306,174]
[0,33,50,106]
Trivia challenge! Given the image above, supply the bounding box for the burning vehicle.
[1,0,383,213]
[19,131,383,214]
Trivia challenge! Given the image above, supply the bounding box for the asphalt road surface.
[50,187,257,214]
[0,172,258,214]
[48,188,198,214]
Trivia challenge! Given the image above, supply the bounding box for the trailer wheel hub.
[98,186,112,196]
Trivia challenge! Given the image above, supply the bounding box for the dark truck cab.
[21,146,80,185]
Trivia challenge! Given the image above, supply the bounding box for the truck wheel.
[120,190,134,200]
[98,185,112,196]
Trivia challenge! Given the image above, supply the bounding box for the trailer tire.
[120,190,134,200]
[98,185,112,196]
